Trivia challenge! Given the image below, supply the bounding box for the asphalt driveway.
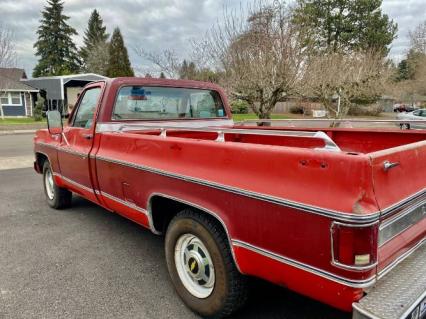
[0,134,349,319]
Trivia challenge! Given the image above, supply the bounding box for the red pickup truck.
[34,78,426,319]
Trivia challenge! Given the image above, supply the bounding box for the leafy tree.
[106,28,134,77]
[33,0,80,77]
[292,0,397,54]
[80,9,109,72]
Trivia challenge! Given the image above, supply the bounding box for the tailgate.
[369,140,426,271]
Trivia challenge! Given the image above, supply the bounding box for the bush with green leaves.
[33,94,45,121]
[230,99,249,114]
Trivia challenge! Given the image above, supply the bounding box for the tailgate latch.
[383,161,400,171]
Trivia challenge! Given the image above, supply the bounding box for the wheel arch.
[147,193,241,272]
[35,151,50,173]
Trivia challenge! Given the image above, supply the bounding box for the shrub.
[33,94,45,121]
[289,105,304,114]
[230,99,249,114]
[347,104,384,116]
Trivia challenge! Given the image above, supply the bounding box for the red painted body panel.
[233,245,363,311]
[33,78,426,313]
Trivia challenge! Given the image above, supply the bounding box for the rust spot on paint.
[352,190,366,214]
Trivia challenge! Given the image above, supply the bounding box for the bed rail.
[112,123,341,152]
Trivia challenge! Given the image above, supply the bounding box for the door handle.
[83,134,93,140]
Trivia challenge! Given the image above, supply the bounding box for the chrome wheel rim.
[45,168,54,200]
[174,233,215,298]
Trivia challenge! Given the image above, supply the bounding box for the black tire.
[165,209,248,318]
[42,161,72,209]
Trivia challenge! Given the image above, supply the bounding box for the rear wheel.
[400,123,411,130]
[165,209,247,318]
[43,161,72,209]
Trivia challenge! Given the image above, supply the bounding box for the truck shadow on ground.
[71,196,350,319]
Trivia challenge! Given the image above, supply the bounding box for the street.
[0,134,348,319]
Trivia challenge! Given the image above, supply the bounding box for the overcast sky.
[2,0,425,77]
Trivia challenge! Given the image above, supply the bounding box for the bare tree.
[302,51,389,120]
[0,25,17,119]
[409,20,426,54]
[135,48,181,78]
[196,1,305,119]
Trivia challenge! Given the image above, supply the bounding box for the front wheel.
[43,161,72,209]
[165,209,247,318]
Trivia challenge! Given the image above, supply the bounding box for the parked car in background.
[393,104,417,113]
[397,108,426,129]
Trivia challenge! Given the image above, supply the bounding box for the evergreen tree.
[292,0,397,54]
[33,0,80,77]
[80,9,109,71]
[159,72,166,79]
[106,28,134,77]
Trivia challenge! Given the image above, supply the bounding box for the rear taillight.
[331,222,378,270]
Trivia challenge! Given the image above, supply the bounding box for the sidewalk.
[0,122,45,135]
[0,129,37,135]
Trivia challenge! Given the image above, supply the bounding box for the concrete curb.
[0,129,37,135]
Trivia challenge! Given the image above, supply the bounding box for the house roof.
[0,75,38,92]
[0,68,27,81]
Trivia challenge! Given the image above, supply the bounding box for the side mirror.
[47,110,63,134]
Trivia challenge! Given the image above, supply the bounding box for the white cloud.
[382,0,426,60]
[1,0,425,76]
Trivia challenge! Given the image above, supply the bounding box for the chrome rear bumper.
[353,240,426,319]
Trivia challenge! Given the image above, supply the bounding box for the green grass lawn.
[0,118,46,125]
[232,113,290,121]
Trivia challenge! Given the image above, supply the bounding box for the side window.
[72,87,101,128]
[413,110,420,116]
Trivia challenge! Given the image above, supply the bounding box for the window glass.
[10,92,21,105]
[0,93,8,105]
[73,87,101,128]
[113,86,227,120]
[413,110,421,116]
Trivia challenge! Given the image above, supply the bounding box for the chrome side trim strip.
[36,141,58,150]
[102,191,148,215]
[36,142,426,223]
[55,172,148,216]
[379,199,426,246]
[94,155,380,223]
[380,188,426,217]
[58,174,95,194]
[147,192,241,272]
[232,239,376,288]
[36,142,87,158]
[378,237,426,280]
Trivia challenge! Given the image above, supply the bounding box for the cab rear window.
[112,86,227,120]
